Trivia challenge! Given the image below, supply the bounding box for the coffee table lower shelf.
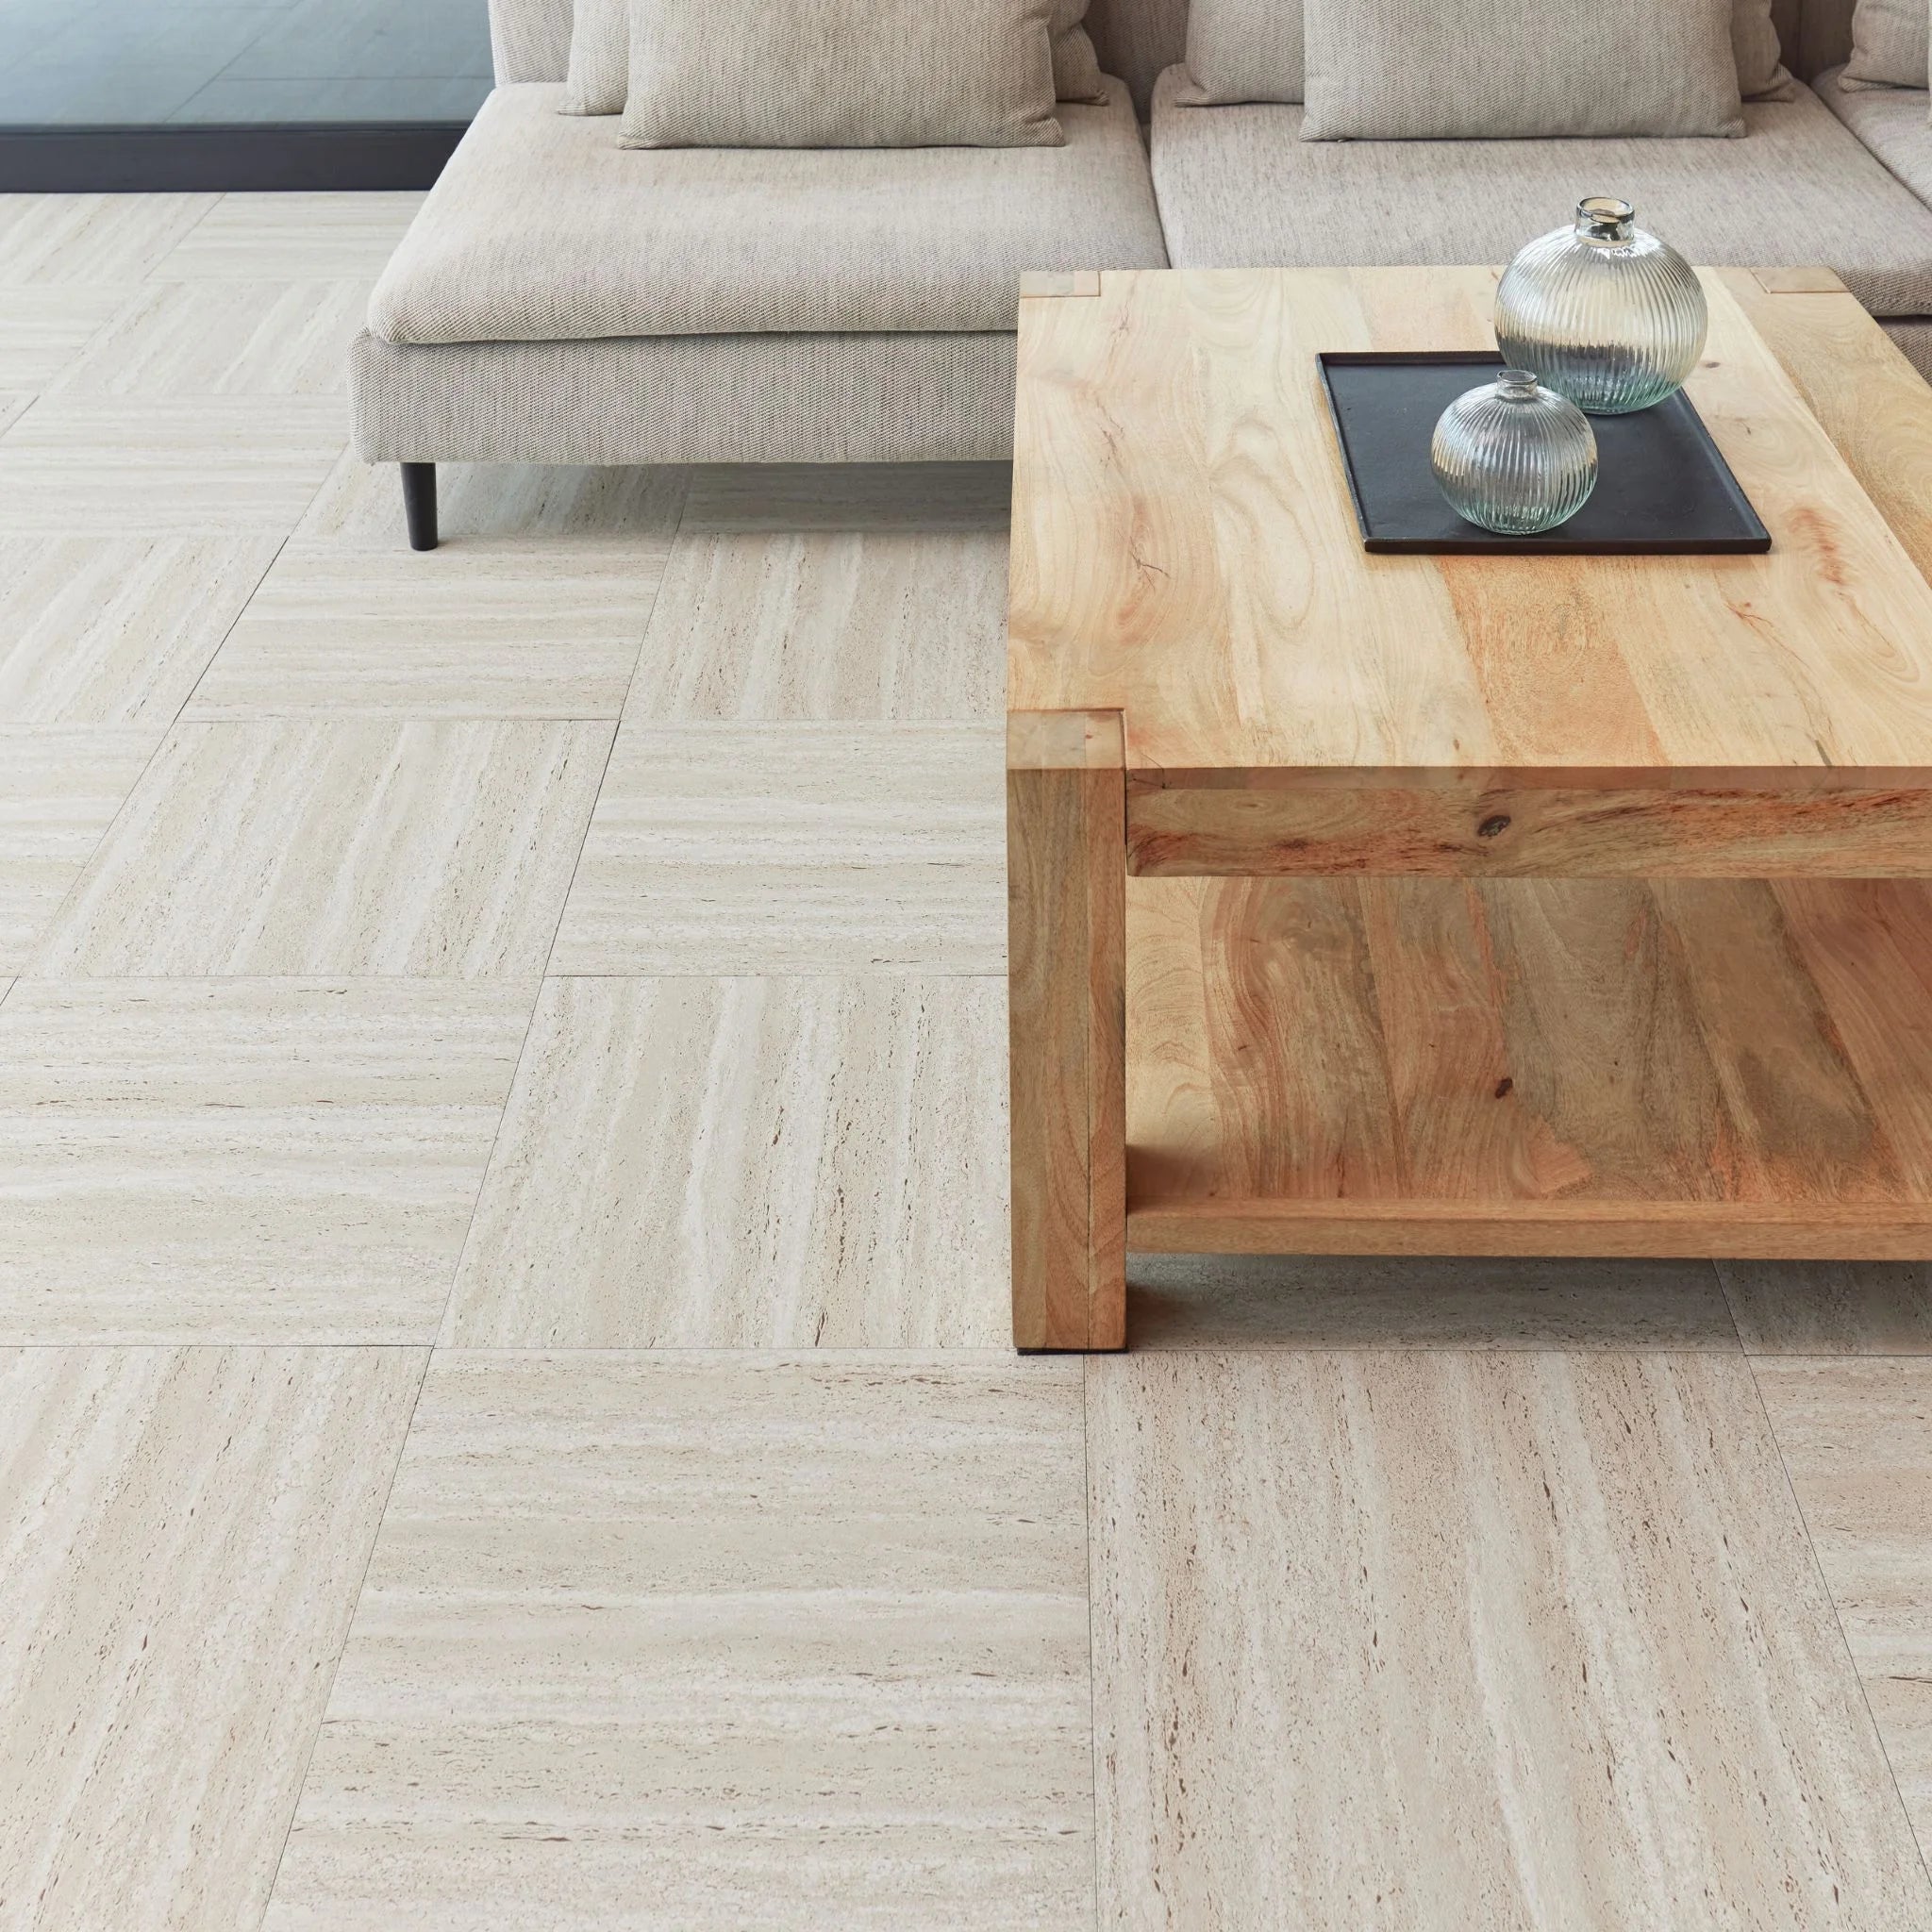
[1124,874,1932,1265]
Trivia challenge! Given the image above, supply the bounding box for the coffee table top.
[1007,266,1932,787]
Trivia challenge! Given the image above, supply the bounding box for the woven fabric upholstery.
[1150,66,1932,315]
[1735,0,1800,96]
[560,0,625,113]
[1842,0,1929,86]
[1169,0,1790,108]
[1172,0,1304,106]
[1301,0,1746,139]
[1882,316,1932,377]
[349,329,1018,464]
[1085,0,1189,115]
[617,0,1065,148]
[1821,65,1932,191]
[491,0,571,84]
[1050,0,1108,102]
[555,0,1101,113]
[368,81,1166,343]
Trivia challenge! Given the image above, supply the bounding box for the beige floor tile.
[446,976,1008,1347]
[0,536,277,725]
[1090,1350,1932,1930]
[295,450,690,553]
[187,543,664,719]
[0,195,217,285]
[0,1345,423,1932]
[0,285,135,388]
[0,397,345,534]
[623,515,1008,722]
[264,1351,1091,1932]
[148,192,425,281]
[0,978,530,1341]
[1756,1358,1932,1856]
[551,723,1005,974]
[1720,1260,1932,1355]
[627,463,1009,722]
[0,725,158,974]
[681,462,1013,533]
[38,719,611,976]
[53,280,370,397]
[1126,1252,1741,1349]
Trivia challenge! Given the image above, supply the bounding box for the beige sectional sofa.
[354,0,1932,547]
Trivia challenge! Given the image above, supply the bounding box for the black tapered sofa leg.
[402,462,439,552]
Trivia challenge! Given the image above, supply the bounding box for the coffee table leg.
[1008,710,1126,1351]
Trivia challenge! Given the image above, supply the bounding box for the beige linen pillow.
[571,0,1102,120]
[620,0,1064,148]
[1180,0,1785,108]
[1731,0,1797,100]
[1840,0,1930,89]
[561,0,626,115]
[1052,0,1109,103]
[1301,0,1746,139]
[1174,0,1305,105]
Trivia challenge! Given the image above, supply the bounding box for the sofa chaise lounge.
[354,0,1932,548]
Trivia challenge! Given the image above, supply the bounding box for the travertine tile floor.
[3,192,1932,1930]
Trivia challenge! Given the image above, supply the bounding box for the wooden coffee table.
[1007,265,1932,1351]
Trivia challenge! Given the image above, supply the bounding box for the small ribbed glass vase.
[1431,370,1598,536]
[1494,197,1708,415]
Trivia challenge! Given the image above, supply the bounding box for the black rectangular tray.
[1318,351,1771,556]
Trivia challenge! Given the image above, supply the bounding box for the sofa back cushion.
[1300,0,1747,138]
[1840,0,1929,87]
[617,0,1067,146]
[561,0,625,113]
[494,0,1839,105]
[561,0,1104,115]
[1174,0,1789,106]
[1173,0,1302,105]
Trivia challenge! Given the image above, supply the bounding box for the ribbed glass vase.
[1431,370,1598,536]
[1493,197,1708,415]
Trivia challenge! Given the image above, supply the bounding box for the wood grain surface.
[1008,710,1126,1349]
[1125,780,1932,876]
[1009,267,1932,788]
[1125,875,1932,1257]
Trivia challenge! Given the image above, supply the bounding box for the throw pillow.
[1840,0,1930,89]
[1052,0,1109,104]
[1301,0,1746,139]
[568,0,1104,119]
[619,0,1065,148]
[1732,0,1797,101]
[1178,0,1786,108]
[1174,0,1306,107]
[560,0,626,116]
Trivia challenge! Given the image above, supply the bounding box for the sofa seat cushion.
[1150,65,1932,318]
[1820,65,1932,205]
[369,79,1167,345]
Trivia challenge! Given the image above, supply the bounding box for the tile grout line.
[425,972,548,1351]
[1740,1349,1932,1896]
[434,465,700,1345]
[140,190,229,284]
[0,389,45,445]
[11,524,297,978]
[1706,1256,1745,1353]
[172,526,295,723]
[254,1341,436,1929]
[532,467,699,986]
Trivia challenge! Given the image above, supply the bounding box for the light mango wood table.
[1007,264,1932,1351]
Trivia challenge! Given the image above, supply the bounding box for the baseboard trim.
[0,123,467,193]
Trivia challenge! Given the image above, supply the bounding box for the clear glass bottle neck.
[1574,196,1637,245]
